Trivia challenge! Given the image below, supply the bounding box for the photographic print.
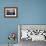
[4,7,18,18]
[18,24,46,41]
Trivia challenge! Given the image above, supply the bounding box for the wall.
[0,0,46,44]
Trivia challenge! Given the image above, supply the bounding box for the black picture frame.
[4,7,18,18]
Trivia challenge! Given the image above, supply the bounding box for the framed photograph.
[18,24,46,42]
[4,7,18,18]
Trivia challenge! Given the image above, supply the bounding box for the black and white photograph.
[18,24,46,46]
[4,7,18,18]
